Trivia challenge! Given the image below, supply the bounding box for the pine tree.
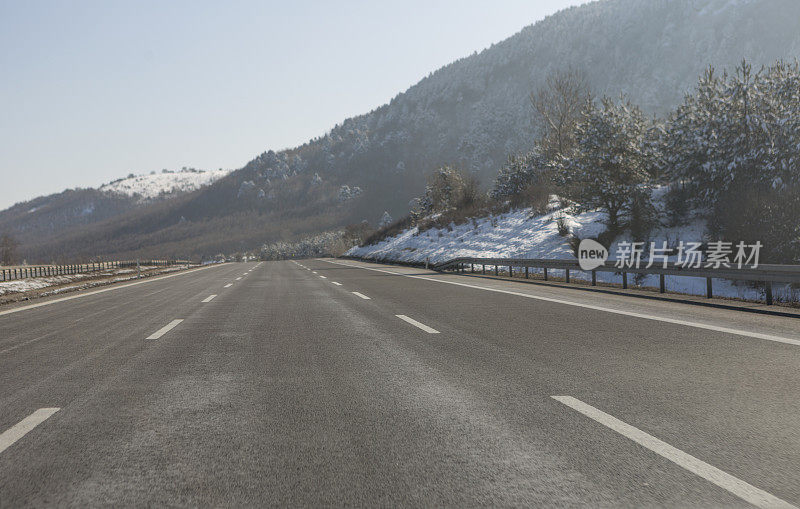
[378,211,393,228]
[554,97,658,230]
[663,60,800,205]
[491,150,550,200]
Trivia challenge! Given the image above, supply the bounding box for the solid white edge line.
[324,260,800,347]
[0,264,228,317]
[146,319,184,340]
[331,282,342,286]
[0,408,60,455]
[202,295,217,303]
[224,283,232,288]
[352,292,370,300]
[396,314,440,334]
[551,396,796,509]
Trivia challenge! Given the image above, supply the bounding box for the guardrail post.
[525,266,529,279]
[706,277,713,299]
[659,274,665,294]
[470,263,474,273]
[544,268,548,281]
[565,269,570,283]
[591,270,597,286]
[509,265,513,277]
[495,265,498,276]
[622,272,628,289]
[482,264,485,274]
[766,282,773,305]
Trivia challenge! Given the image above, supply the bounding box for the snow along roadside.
[346,201,799,305]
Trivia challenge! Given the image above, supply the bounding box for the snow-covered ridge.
[99,168,231,200]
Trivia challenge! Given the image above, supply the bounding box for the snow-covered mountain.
[0,168,232,261]
[99,168,232,201]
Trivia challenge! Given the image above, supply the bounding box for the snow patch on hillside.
[346,201,797,304]
[100,169,231,200]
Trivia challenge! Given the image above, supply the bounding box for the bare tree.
[0,234,18,266]
[530,69,593,158]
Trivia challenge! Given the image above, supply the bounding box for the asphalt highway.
[1,259,799,507]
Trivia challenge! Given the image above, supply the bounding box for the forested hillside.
[4,0,799,262]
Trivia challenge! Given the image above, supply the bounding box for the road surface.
[1,259,799,507]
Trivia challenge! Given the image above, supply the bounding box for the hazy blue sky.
[0,0,589,209]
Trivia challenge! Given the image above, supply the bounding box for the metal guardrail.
[434,257,800,306]
[0,260,192,283]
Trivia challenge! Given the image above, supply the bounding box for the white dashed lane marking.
[0,408,60,455]
[396,314,440,334]
[146,319,184,340]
